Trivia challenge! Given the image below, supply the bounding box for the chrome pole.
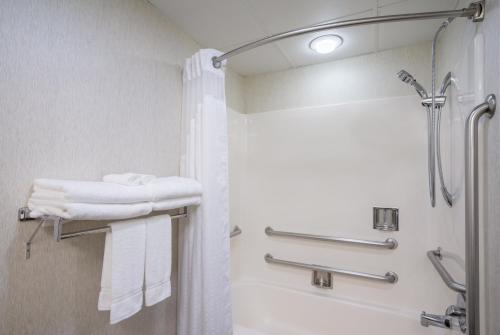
[265,254,398,283]
[265,226,397,249]
[212,2,484,68]
[427,248,466,294]
[465,94,496,335]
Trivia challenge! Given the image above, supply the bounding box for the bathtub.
[232,281,444,335]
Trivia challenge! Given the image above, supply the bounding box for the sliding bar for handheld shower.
[212,1,484,68]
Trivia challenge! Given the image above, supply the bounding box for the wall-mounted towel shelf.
[19,206,188,260]
[265,226,397,249]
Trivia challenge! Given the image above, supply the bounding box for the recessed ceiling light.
[309,34,343,54]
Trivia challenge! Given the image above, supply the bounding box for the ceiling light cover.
[309,34,343,54]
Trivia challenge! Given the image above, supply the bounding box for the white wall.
[231,44,458,321]
[0,1,205,334]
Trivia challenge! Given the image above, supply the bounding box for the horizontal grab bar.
[265,253,398,283]
[427,248,466,293]
[230,226,242,238]
[265,227,397,249]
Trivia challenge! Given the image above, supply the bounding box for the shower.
[397,69,436,208]
[396,70,428,98]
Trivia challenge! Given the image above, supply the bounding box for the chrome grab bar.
[427,248,466,293]
[264,253,398,283]
[265,226,397,249]
[465,94,496,335]
[230,225,242,238]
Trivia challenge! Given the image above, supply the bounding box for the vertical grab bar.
[465,94,496,335]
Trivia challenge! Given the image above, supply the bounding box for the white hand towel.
[103,173,156,186]
[144,214,172,306]
[98,220,146,324]
[27,199,152,220]
[152,196,201,211]
[32,177,201,204]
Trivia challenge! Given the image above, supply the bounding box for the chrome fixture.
[230,225,242,238]
[212,1,484,68]
[465,94,496,335]
[401,67,439,214]
[265,226,397,249]
[312,270,333,289]
[397,68,436,207]
[19,206,189,259]
[427,248,466,293]
[435,72,454,206]
[372,207,399,231]
[421,295,467,333]
[431,16,455,206]
[397,70,428,98]
[264,253,398,284]
[420,312,452,329]
[397,18,458,208]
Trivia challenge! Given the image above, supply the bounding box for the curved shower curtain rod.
[212,1,485,68]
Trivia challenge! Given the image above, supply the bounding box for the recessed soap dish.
[373,207,399,231]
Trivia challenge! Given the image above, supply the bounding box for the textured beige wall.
[0,0,201,334]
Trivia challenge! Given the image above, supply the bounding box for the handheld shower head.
[397,70,428,98]
[397,70,414,84]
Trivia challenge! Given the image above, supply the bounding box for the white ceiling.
[149,0,461,75]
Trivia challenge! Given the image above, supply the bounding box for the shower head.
[397,70,428,99]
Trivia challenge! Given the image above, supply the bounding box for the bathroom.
[1,0,499,334]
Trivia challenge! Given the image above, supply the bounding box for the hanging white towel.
[27,199,152,220]
[98,220,146,324]
[144,214,172,306]
[103,173,156,186]
[31,176,202,204]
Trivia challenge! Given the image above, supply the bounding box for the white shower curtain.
[178,49,232,335]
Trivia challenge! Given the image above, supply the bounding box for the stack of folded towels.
[27,174,202,220]
[27,173,202,324]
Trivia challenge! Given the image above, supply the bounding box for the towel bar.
[19,206,188,260]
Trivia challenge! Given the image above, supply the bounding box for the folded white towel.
[103,173,156,186]
[31,177,202,204]
[152,196,201,211]
[147,177,203,202]
[27,199,152,220]
[32,179,152,204]
[98,220,146,324]
[145,214,172,306]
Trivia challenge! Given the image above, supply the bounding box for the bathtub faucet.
[420,304,466,333]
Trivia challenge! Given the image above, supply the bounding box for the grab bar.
[265,227,397,249]
[427,248,466,294]
[230,226,242,238]
[465,94,496,335]
[264,253,398,283]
